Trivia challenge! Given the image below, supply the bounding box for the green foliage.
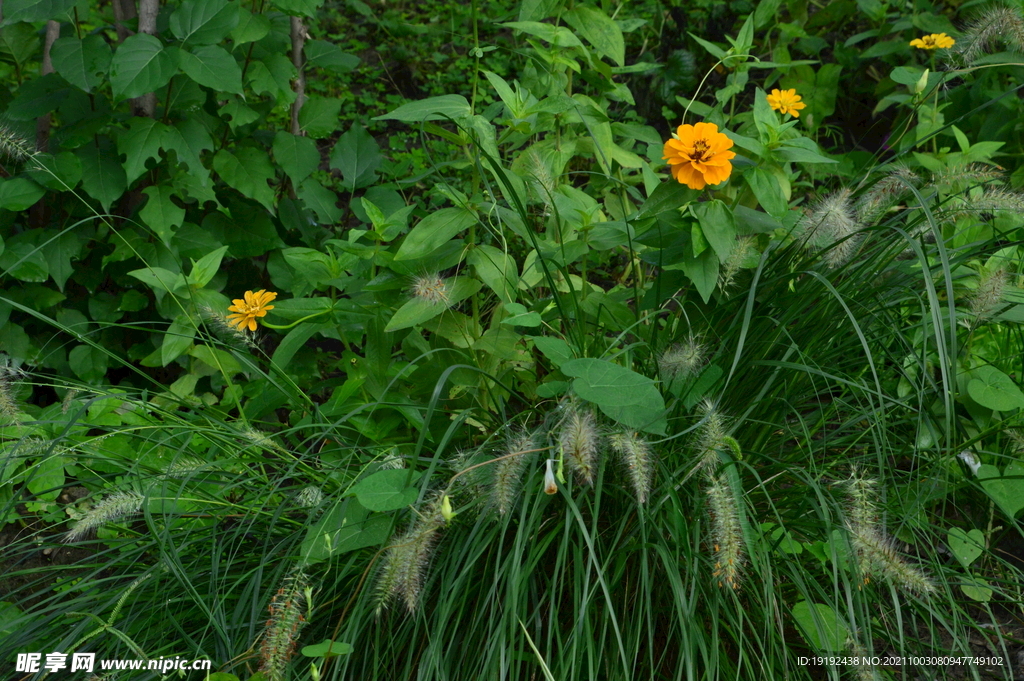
[2,0,1024,678]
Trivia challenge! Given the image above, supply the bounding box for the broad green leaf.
[947,527,984,568]
[301,499,391,563]
[267,297,333,320]
[272,0,325,17]
[163,117,213,182]
[68,344,108,383]
[468,244,518,304]
[978,462,1024,519]
[691,200,736,261]
[110,34,177,101]
[25,450,64,501]
[169,0,239,46]
[189,345,243,376]
[634,180,698,220]
[128,266,183,293]
[139,185,185,246]
[563,6,625,66]
[746,167,789,217]
[0,22,39,65]
[673,247,719,303]
[178,44,243,94]
[299,96,342,138]
[0,177,45,211]
[51,35,112,92]
[118,117,168,185]
[305,40,359,72]
[502,21,583,48]
[561,358,667,433]
[5,73,71,120]
[531,336,573,367]
[385,277,482,332]
[297,178,342,224]
[960,576,993,602]
[329,124,382,191]
[967,365,1024,411]
[301,640,354,658]
[231,7,270,45]
[1,0,76,24]
[373,94,472,122]
[0,242,48,282]
[792,601,849,652]
[347,469,421,511]
[394,208,477,261]
[187,245,229,288]
[76,144,127,211]
[162,314,197,366]
[42,229,82,292]
[213,148,276,212]
[272,322,325,369]
[273,131,319,185]
[27,151,82,192]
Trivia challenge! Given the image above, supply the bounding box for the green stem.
[261,309,333,329]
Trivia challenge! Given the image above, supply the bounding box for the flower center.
[691,138,710,162]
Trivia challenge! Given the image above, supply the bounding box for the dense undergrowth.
[2,0,1024,679]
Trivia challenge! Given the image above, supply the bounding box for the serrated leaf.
[329,124,382,191]
[169,0,239,46]
[213,147,276,212]
[373,94,472,122]
[178,44,243,94]
[347,469,420,511]
[140,185,185,246]
[273,131,319,185]
[51,35,112,92]
[394,208,477,261]
[110,34,177,101]
[299,96,342,138]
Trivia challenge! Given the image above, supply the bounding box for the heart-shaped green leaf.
[947,527,984,568]
[967,365,1024,411]
[301,639,353,658]
[960,575,992,602]
[978,462,1024,519]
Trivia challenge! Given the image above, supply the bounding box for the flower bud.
[544,459,558,495]
[440,494,456,522]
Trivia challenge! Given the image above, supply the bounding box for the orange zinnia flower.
[226,289,277,331]
[910,33,955,49]
[766,88,807,117]
[663,122,736,190]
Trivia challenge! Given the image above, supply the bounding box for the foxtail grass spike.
[65,491,144,542]
[797,188,861,268]
[707,474,745,590]
[559,406,600,485]
[659,334,707,381]
[492,430,536,515]
[969,268,1007,320]
[259,568,310,681]
[608,431,654,504]
[947,4,1024,66]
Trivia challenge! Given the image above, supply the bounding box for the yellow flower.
[662,121,736,190]
[910,33,955,49]
[766,88,807,117]
[226,290,277,331]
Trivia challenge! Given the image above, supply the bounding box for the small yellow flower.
[766,88,807,117]
[662,121,736,190]
[910,33,955,49]
[226,289,277,331]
